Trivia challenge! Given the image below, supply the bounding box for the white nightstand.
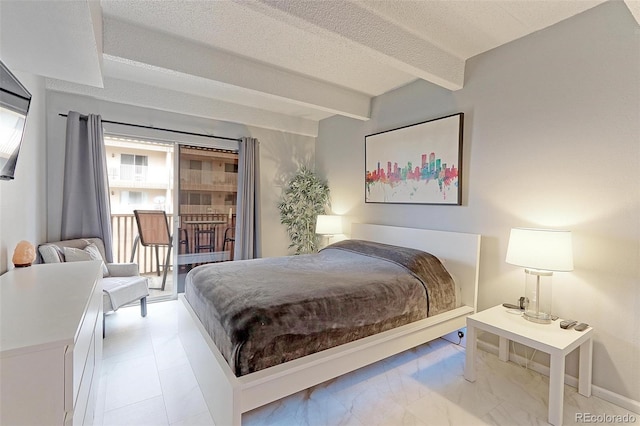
[464,305,593,426]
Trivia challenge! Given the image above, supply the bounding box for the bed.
[179,223,481,425]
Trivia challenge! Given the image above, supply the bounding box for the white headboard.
[351,223,481,311]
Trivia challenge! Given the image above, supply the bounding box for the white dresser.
[0,261,103,426]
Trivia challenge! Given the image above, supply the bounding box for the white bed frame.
[178,224,481,426]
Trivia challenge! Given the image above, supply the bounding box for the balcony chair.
[131,210,172,291]
[194,227,216,253]
[192,212,227,254]
[177,228,191,272]
[178,228,189,254]
[38,237,149,337]
[223,226,235,260]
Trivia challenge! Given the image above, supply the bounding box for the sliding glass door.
[105,135,239,297]
[174,144,238,292]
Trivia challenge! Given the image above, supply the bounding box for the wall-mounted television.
[0,59,31,180]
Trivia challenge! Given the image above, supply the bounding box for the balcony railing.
[179,204,235,214]
[110,213,235,274]
[108,165,170,189]
[109,164,148,181]
[180,170,237,190]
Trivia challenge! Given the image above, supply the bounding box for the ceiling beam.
[102,55,334,122]
[46,77,319,137]
[0,0,103,87]
[103,18,371,121]
[240,0,465,91]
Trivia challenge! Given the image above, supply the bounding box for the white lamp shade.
[315,215,343,235]
[506,228,574,272]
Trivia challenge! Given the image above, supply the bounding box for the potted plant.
[278,167,330,254]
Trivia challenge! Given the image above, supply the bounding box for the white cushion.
[63,246,92,262]
[39,245,63,263]
[63,244,109,277]
[102,276,149,311]
[84,243,110,277]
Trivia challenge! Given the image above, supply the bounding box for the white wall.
[0,71,47,274]
[316,2,639,403]
[46,91,314,259]
[249,127,315,257]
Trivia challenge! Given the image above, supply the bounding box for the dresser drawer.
[73,332,96,426]
[66,276,101,412]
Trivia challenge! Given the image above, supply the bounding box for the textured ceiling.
[2,0,633,137]
[358,1,607,58]
[100,0,417,96]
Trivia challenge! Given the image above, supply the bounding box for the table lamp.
[315,215,343,244]
[505,228,574,324]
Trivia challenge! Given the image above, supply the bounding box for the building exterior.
[178,145,238,216]
[105,139,238,217]
[105,137,173,214]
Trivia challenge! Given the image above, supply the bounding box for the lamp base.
[523,311,552,324]
[522,269,553,325]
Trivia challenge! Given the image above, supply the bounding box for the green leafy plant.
[278,167,330,254]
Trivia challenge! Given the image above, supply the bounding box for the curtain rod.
[58,113,242,142]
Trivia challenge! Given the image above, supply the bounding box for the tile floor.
[144,272,174,299]
[95,301,638,426]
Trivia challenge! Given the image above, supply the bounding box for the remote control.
[574,323,589,331]
[502,303,522,310]
[560,320,577,329]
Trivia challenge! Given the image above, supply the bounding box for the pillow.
[39,244,64,264]
[62,246,92,262]
[84,243,110,277]
[63,244,109,277]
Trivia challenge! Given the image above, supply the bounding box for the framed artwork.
[365,113,463,205]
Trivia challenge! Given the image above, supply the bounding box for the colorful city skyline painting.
[365,113,463,205]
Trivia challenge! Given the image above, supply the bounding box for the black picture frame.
[365,113,463,205]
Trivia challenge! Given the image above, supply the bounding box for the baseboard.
[591,386,640,416]
[477,340,640,415]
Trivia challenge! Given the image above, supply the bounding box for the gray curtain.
[61,111,114,262]
[234,137,261,260]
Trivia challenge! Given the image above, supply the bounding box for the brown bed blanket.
[184,239,456,376]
